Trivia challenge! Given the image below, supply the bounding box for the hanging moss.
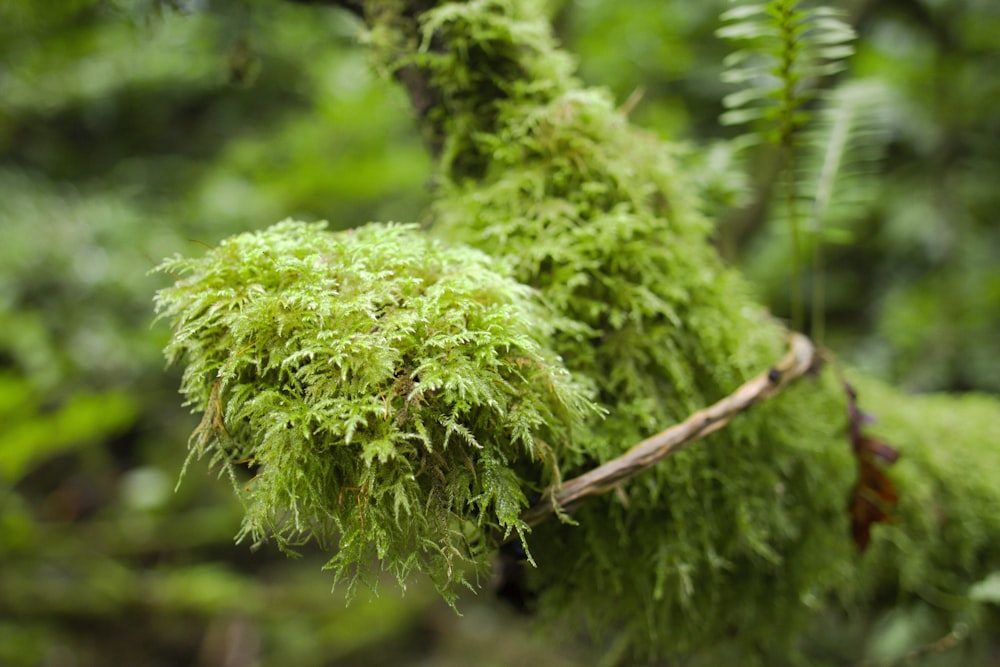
[154,220,595,599]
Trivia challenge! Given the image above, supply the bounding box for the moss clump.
[154,220,593,598]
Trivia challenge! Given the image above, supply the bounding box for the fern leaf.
[803,78,894,236]
[718,0,857,329]
[718,0,857,146]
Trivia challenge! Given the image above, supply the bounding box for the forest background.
[1,0,998,665]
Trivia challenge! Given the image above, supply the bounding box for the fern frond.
[717,0,856,329]
[718,1,856,146]
[802,78,894,236]
[733,79,895,343]
[799,77,894,339]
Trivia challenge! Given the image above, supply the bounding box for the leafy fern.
[718,0,856,331]
[798,78,894,339]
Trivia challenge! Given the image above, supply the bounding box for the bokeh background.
[2,0,998,665]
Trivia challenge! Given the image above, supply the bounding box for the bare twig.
[519,332,818,528]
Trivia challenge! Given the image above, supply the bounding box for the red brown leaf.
[843,381,900,551]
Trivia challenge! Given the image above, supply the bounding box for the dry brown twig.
[519,332,819,529]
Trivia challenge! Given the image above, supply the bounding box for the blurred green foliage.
[0,1,444,665]
[560,0,1000,394]
[0,0,997,664]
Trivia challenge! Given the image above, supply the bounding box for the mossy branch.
[158,1,1000,663]
[155,220,597,599]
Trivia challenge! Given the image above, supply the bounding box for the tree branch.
[519,332,819,529]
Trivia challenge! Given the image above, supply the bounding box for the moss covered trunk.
[355,0,1000,661]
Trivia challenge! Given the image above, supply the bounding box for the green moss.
[154,0,1000,662]
[155,220,594,598]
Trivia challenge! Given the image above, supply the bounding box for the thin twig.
[519,332,818,529]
